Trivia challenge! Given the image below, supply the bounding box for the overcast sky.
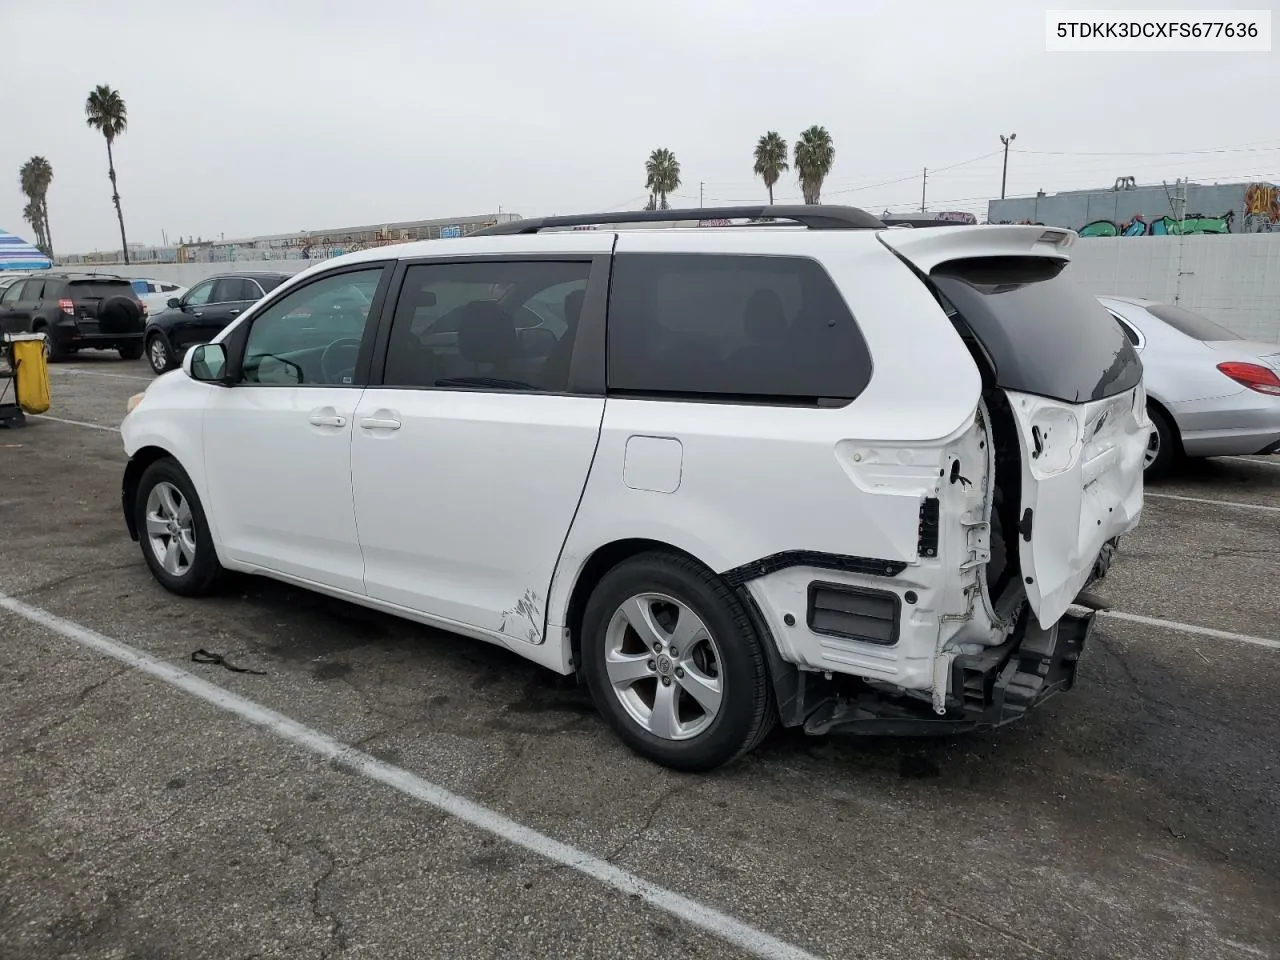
[4,0,1277,253]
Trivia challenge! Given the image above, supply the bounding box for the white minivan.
[120,206,1146,770]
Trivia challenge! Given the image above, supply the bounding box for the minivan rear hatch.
[879,226,1147,625]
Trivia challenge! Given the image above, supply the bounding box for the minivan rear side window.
[606,253,872,403]
[931,257,1143,404]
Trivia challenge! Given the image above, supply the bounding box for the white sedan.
[1099,296,1280,474]
[129,278,188,317]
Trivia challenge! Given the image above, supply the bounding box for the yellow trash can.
[10,334,51,415]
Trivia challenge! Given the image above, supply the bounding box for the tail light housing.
[1217,361,1280,397]
[58,298,74,315]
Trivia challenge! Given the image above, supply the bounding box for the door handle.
[359,417,401,431]
[309,414,347,427]
[229,308,241,315]
[192,311,203,318]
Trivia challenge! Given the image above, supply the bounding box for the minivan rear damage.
[754,229,1146,737]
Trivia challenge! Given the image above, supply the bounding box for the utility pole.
[1000,132,1016,199]
[700,181,704,206]
[920,168,927,213]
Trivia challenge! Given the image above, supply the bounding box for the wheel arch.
[122,445,179,540]
[1146,393,1185,456]
[557,536,798,725]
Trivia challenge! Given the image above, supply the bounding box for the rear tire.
[581,551,776,771]
[118,341,144,361]
[33,323,68,362]
[135,457,224,597]
[1145,403,1180,477]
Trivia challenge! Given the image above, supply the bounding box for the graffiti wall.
[1078,212,1234,237]
[988,181,1280,238]
[1243,183,1280,232]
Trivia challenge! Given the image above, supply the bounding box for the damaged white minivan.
[120,205,1147,771]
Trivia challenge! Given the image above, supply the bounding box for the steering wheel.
[320,338,362,384]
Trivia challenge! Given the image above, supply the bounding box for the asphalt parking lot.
[2,353,1278,960]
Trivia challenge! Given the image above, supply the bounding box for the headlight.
[126,392,145,414]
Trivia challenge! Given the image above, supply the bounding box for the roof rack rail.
[470,204,886,236]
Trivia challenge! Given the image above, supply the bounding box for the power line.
[1014,141,1280,159]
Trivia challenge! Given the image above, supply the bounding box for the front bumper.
[801,608,1095,736]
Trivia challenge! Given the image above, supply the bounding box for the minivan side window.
[0,282,25,305]
[606,253,873,404]
[241,268,384,386]
[383,260,591,392]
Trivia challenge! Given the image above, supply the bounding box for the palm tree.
[19,156,54,257]
[22,199,47,254]
[794,125,835,205]
[753,132,789,204]
[644,148,681,210]
[84,84,130,263]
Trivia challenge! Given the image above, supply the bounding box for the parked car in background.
[120,206,1146,771]
[1099,295,1280,474]
[0,273,31,294]
[0,271,146,361]
[144,272,290,373]
[130,278,188,316]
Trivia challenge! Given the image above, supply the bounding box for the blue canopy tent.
[0,228,52,270]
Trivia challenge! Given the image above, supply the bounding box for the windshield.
[1145,303,1243,341]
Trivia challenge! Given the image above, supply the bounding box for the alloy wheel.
[1144,427,1160,469]
[603,592,724,740]
[145,481,196,576]
[149,338,168,373]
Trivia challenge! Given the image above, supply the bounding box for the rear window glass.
[68,279,136,300]
[606,253,872,403]
[1146,303,1242,341]
[931,257,1142,404]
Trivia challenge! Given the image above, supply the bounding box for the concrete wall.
[103,261,314,287]
[1065,233,1280,343]
[85,232,1280,346]
[989,182,1280,237]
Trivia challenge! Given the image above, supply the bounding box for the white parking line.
[48,367,152,383]
[1145,492,1280,514]
[1098,610,1280,651]
[29,413,122,433]
[0,592,821,960]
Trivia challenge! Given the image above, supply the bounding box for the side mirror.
[167,297,182,309]
[419,290,437,307]
[185,343,228,383]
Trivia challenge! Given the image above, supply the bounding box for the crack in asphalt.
[16,561,144,599]
[601,782,693,867]
[310,842,347,959]
[0,665,135,756]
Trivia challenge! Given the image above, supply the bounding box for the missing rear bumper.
[800,609,1094,736]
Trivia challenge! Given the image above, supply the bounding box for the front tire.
[1145,403,1180,477]
[146,334,172,374]
[135,457,223,596]
[581,552,776,771]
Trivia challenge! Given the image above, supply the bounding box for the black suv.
[145,272,291,373]
[0,272,146,361]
